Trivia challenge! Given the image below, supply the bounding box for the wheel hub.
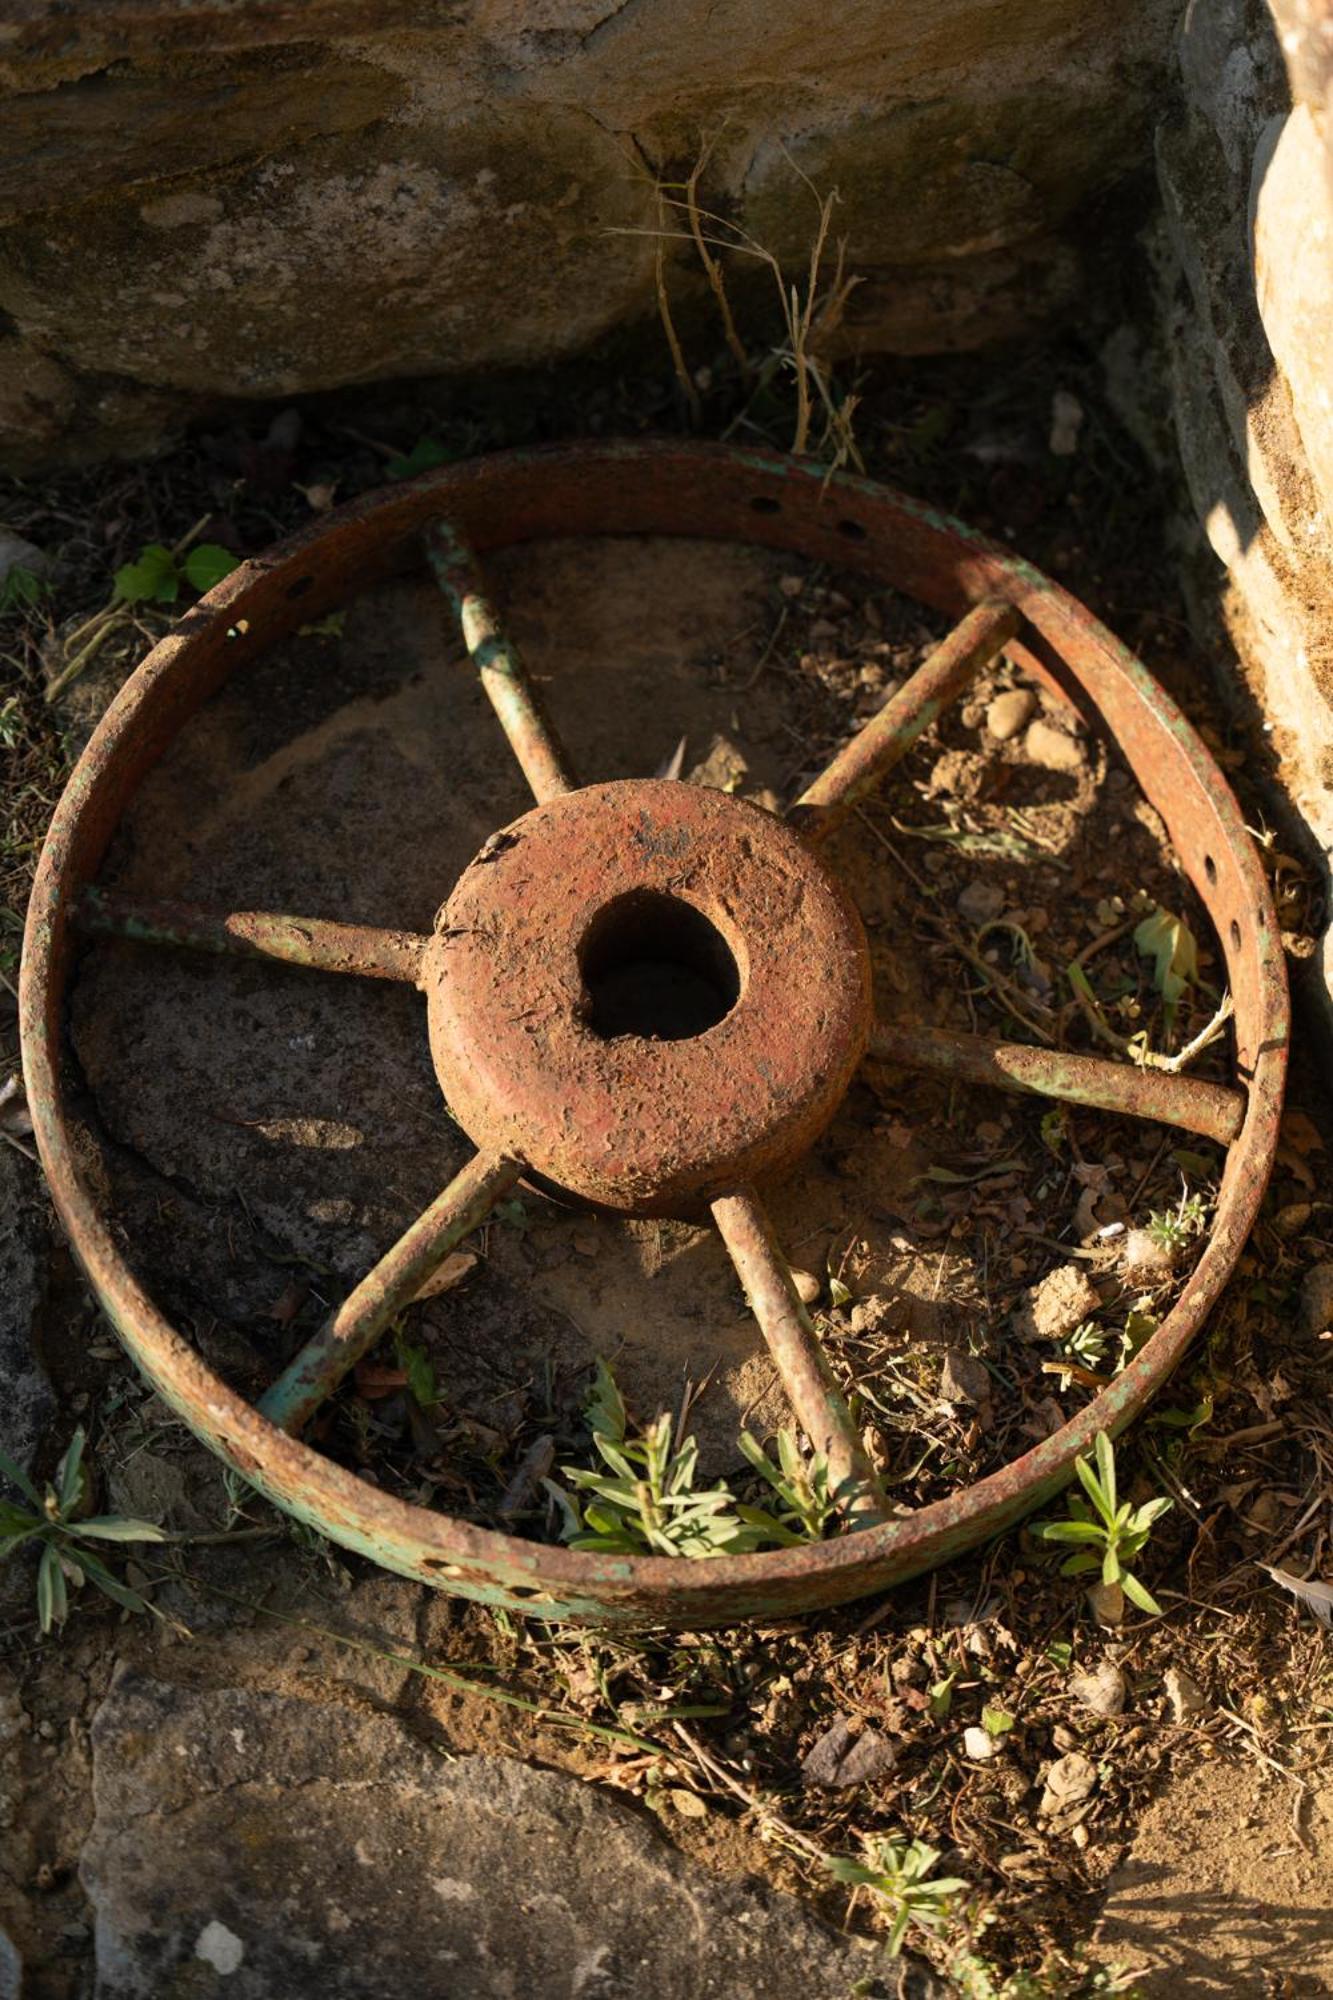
[423,779,872,1215]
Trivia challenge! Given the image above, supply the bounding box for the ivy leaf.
[182,544,239,594]
[387,436,453,479]
[113,543,179,605]
[392,1330,438,1411]
[0,565,48,615]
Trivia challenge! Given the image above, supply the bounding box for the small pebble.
[1071,1660,1127,1719]
[963,1726,1000,1763]
[1300,1262,1333,1338]
[1039,1751,1097,1816]
[802,1716,897,1789]
[958,878,1006,926]
[1024,718,1085,773]
[940,1349,991,1406]
[1164,1665,1207,1721]
[1086,1580,1125,1628]
[986,688,1036,741]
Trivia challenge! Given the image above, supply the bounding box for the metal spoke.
[73,886,428,984]
[426,520,579,804]
[868,1020,1245,1146]
[790,598,1020,836]
[259,1149,523,1435]
[712,1189,887,1529]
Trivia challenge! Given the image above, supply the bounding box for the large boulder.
[0,0,1176,465]
[1156,0,1333,1021]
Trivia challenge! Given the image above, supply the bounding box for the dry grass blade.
[613,143,862,467]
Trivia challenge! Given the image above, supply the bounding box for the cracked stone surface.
[82,1669,885,1999]
[0,0,1176,466]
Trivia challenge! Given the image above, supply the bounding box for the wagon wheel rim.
[20,440,1289,1625]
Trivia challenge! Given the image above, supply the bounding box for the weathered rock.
[1254,104,1333,525]
[939,1348,992,1407]
[1012,1264,1100,1343]
[1039,1750,1098,1816]
[82,1671,885,1998]
[1071,1659,1128,1719]
[2,103,657,408]
[0,0,1177,466]
[801,1714,896,1789]
[1158,0,1333,1028]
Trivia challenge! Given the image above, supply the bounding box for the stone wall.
[1157,0,1333,1011]
[0,0,1177,466]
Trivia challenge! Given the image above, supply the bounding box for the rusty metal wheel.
[20,441,1289,1625]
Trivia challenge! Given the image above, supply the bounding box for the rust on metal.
[712,1188,887,1528]
[19,439,1289,1626]
[424,778,872,1215]
[426,518,578,804]
[792,598,1019,834]
[259,1149,524,1436]
[869,1020,1245,1146]
[74,886,428,984]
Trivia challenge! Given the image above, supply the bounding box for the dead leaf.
[1281,1108,1326,1156]
[263,1280,308,1326]
[413,1250,479,1301]
[354,1361,407,1400]
[655,735,688,782]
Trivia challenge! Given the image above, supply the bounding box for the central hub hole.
[580,891,741,1042]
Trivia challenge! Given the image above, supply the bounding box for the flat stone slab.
[82,1670,885,1998]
